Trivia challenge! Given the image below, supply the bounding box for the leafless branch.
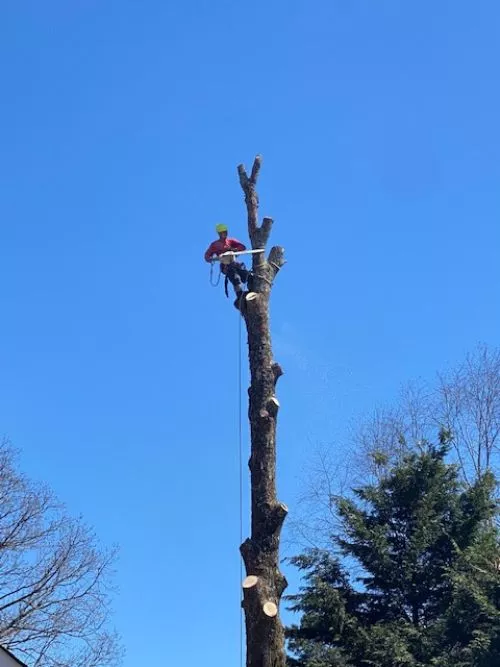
[238,156,280,255]
[437,344,500,483]
[292,345,500,550]
[0,439,121,666]
[250,154,262,185]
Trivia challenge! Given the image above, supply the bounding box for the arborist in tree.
[205,223,250,307]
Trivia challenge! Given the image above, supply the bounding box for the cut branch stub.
[261,216,273,237]
[263,602,278,618]
[238,158,261,239]
[271,362,284,386]
[276,571,288,597]
[243,575,259,590]
[240,537,255,567]
[268,246,286,280]
[237,164,249,188]
[267,397,280,417]
[250,155,262,184]
[268,502,288,535]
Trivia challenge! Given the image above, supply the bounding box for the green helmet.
[215,223,228,233]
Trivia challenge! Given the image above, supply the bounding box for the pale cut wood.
[245,292,258,301]
[263,602,278,618]
[242,575,259,589]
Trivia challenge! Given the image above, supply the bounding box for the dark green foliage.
[287,440,500,666]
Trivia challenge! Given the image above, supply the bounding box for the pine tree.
[287,434,500,666]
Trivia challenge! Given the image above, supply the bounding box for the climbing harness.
[211,262,249,297]
[223,262,248,298]
[209,249,264,295]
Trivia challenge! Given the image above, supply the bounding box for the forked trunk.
[237,156,287,667]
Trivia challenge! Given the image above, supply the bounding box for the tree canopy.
[0,439,121,667]
[287,434,500,666]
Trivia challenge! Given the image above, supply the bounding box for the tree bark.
[237,156,287,667]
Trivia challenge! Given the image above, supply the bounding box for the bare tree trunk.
[237,156,288,667]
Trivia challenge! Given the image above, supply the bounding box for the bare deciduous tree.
[0,439,121,667]
[352,381,434,484]
[438,344,500,484]
[353,345,500,486]
[286,446,351,552]
[292,344,500,548]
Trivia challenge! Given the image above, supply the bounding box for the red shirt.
[204,237,246,262]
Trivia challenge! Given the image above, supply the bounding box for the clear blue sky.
[1,1,499,665]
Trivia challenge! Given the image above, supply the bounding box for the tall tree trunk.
[237,156,287,667]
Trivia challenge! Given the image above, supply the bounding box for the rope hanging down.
[209,261,221,287]
[238,311,244,667]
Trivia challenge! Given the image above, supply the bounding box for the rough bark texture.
[237,156,287,667]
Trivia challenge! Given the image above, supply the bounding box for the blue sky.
[1,1,499,665]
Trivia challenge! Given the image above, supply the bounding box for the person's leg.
[237,262,248,284]
[226,263,243,295]
[225,264,245,310]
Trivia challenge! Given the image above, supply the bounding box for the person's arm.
[204,242,216,262]
[228,238,246,252]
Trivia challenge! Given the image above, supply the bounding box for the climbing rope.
[238,311,244,667]
[209,261,221,287]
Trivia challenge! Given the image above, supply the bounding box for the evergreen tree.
[287,436,500,666]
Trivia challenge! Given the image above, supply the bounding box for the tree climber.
[205,223,250,307]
